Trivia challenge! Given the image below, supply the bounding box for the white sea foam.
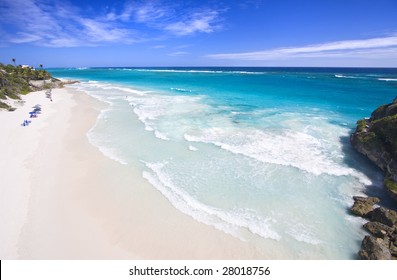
[75,81,148,98]
[87,80,103,85]
[154,130,170,141]
[334,74,372,80]
[122,82,372,184]
[286,224,323,245]
[378,78,397,82]
[128,92,210,141]
[184,127,371,184]
[87,109,129,165]
[81,79,372,186]
[188,145,198,151]
[142,161,281,241]
[335,74,356,79]
[134,69,266,75]
[171,87,192,92]
[104,86,148,96]
[73,81,138,165]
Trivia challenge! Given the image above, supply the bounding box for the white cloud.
[164,10,220,36]
[0,0,224,47]
[151,44,166,49]
[121,1,223,37]
[9,33,42,44]
[45,37,83,48]
[207,35,397,61]
[133,2,169,23]
[174,44,191,49]
[0,0,136,47]
[167,51,189,56]
[79,19,133,43]
[1,0,61,41]
[106,12,118,21]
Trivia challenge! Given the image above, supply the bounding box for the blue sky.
[1,0,397,67]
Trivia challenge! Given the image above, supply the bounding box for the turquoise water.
[50,67,397,259]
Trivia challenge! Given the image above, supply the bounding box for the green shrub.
[0,63,54,100]
[384,178,397,193]
[356,119,367,132]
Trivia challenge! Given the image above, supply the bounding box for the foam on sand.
[142,161,281,241]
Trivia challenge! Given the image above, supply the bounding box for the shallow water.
[50,67,397,259]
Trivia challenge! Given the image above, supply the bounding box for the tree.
[12,58,16,66]
[39,64,43,69]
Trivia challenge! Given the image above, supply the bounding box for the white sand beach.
[0,87,278,259]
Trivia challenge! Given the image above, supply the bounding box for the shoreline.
[1,87,278,259]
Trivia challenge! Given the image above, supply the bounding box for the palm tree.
[12,58,16,67]
[39,64,43,69]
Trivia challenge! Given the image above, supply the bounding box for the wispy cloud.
[0,0,134,47]
[174,44,191,49]
[164,10,221,36]
[207,35,397,61]
[78,19,134,43]
[151,44,166,49]
[10,33,42,44]
[167,51,189,56]
[1,0,61,43]
[122,1,223,37]
[132,2,170,23]
[0,0,224,47]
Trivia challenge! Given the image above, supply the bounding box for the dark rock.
[371,104,388,120]
[353,196,380,205]
[363,221,394,238]
[350,196,379,217]
[350,110,397,258]
[359,235,392,260]
[350,97,397,204]
[386,103,397,118]
[383,228,397,259]
[390,239,397,258]
[371,207,397,227]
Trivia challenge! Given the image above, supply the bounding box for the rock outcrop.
[350,97,397,204]
[364,221,394,238]
[351,196,397,259]
[351,196,380,217]
[371,206,397,227]
[359,236,392,260]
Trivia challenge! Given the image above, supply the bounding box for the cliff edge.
[350,97,397,204]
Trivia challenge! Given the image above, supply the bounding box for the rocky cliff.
[351,97,397,204]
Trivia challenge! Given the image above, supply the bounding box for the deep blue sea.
[49,67,397,259]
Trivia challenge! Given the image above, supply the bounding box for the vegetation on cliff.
[0,63,61,110]
[351,98,397,259]
[351,97,397,204]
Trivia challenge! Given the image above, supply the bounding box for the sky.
[0,0,397,67]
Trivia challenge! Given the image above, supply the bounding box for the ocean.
[49,67,397,259]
